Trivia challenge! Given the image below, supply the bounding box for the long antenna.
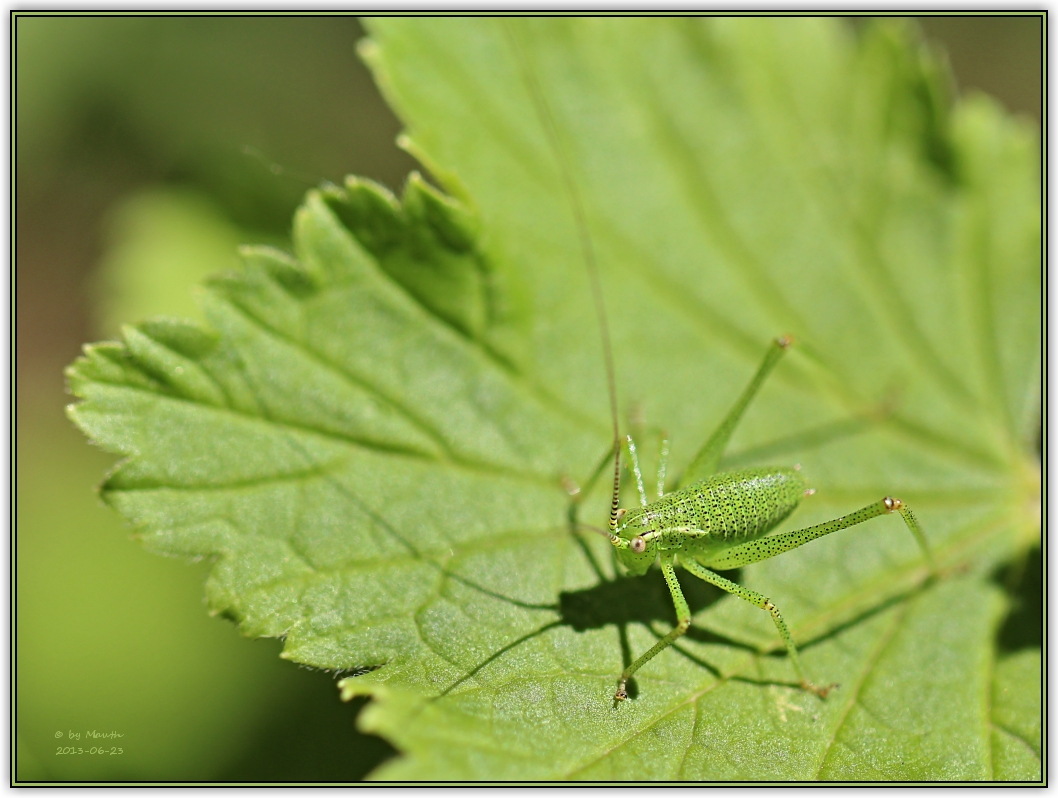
[504,24,622,536]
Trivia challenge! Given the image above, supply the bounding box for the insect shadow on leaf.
[558,566,739,700]
[992,544,1042,653]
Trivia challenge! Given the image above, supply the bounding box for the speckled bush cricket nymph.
[509,27,936,704]
[599,339,935,702]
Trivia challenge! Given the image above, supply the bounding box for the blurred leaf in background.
[16,16,413,223]
[16,14,416,781]
[18,15,417,388]
[60,16,1041,781]
[91,190,249,337]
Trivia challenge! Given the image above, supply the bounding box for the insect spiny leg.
[626,435,648,508]
[657,433,669,498]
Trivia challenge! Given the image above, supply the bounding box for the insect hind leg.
[700,497,936,575]
[678,336,793,488]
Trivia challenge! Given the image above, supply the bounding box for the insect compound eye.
[631,536,647,554]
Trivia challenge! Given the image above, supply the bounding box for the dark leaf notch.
[322,173,530,369]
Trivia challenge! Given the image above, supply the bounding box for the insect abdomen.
[680,467,806,541]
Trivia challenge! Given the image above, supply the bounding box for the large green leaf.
[67,18,1040,780]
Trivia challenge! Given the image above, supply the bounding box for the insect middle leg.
[679,557,835,697]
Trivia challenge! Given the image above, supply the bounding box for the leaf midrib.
[584,204,1011,475]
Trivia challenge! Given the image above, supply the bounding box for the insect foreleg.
[626,432,671,504]
[657,433,670,499]
[679,558,835,697]
[625,435,649,508]
[702,497,935,574]
[680,336,793,488]
[615,552,690,701]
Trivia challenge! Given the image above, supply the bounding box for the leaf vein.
[813,599,912,777]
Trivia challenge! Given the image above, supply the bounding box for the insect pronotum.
[510,26,937,704]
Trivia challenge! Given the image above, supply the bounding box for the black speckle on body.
[621,467,806,553]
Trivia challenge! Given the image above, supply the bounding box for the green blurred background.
[14,15,1042,782]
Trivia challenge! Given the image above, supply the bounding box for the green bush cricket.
[510,27,938,704]
[601,337,936,702]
